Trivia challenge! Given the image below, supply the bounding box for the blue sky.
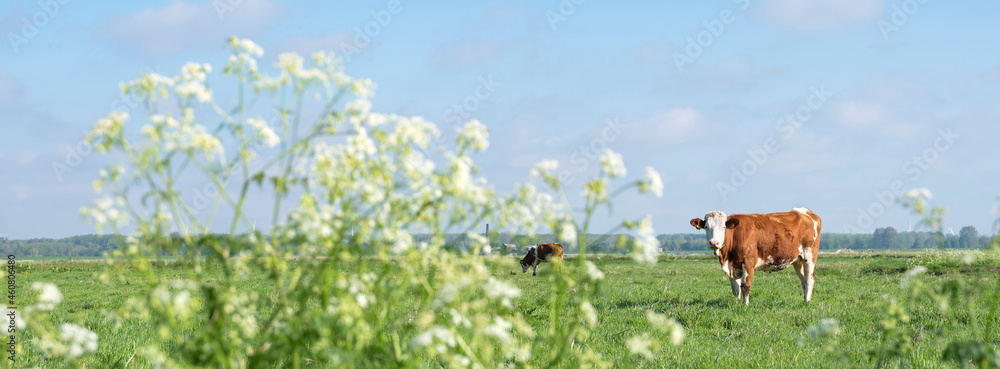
[1,0,998,239]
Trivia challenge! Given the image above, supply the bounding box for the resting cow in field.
[690,208,822,305]
[519,243,563,276]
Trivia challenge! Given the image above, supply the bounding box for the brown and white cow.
[690,208,822,305]
[519,243,564,276]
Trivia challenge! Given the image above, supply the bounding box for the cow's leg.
[802,247,816,302]
[741,266,754,306]
[729,277,742,299]
[793,258,809,302]
[532,260,538,276]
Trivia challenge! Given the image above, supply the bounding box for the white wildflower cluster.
[246,118,280,148]
[646,310,684,346]
[31,282,63,311]
[529,159,560,190]
[225,36,263,77]
[388,116,440,149]
[278,53,328,85]
[120,73,174,103]
[350,78,376,99]
[151,285,195,321]
[140,109,225,161]
[465,232,490,254]
[413,326,457,354]
[580,301,598,327]
[626,333,656,360]
[87,111,129,152]
[484,277,521,308]
[559,221,577,244]
[584,260,605,281]
[480,317,514,342]
[226,292,259,339]
[506,183,560,236]
[640,166,663,198]
[456,119,489,152]
[582,178,608,203]
[386,228,414,254]
[79,196,128,233]
[445,153,490,207]
[599,149,627,178]
[632,215,659,264]
[175,62,213,103]
[806,318,841,340]
[41,323,99,359]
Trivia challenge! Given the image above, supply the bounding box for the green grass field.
[14,252,1000,368]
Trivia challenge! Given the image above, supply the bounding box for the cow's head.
[690,211,738,251]
[520,246,535,273]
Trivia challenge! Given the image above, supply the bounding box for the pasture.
[15,251,1000,368]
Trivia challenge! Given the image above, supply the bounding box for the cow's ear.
[725,218,739,229]
[689,218,704,230]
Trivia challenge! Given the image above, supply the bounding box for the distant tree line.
[0,225,992,258]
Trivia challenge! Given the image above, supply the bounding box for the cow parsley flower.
[898,187,933,214]
[646,310,684,345]
[806,318,841,340]
[580,301,598,327]
[584,261,605,281]
[641,166,663,198]
[413,326,457,354]
[626,333,655,359]
[633,215,658,264]
[175,62,213,103]
[350,78,376,99]
[457,119,489,152]
[599,149,627,178]
[247,118,280,148]
[31,282,62,311]
[88,111,129,152]
[481,317,513,342]
[559,222,577,244]
[484,277,521,307]
[583,178,608,203]
[59,323,99,359]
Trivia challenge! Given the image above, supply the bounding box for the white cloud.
[754,0,885,31]
[15,149,38,165]
[634,108,703,144]
[105,0,280,54]
[837,101,886,127]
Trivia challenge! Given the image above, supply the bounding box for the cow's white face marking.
[702,211,728,250]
